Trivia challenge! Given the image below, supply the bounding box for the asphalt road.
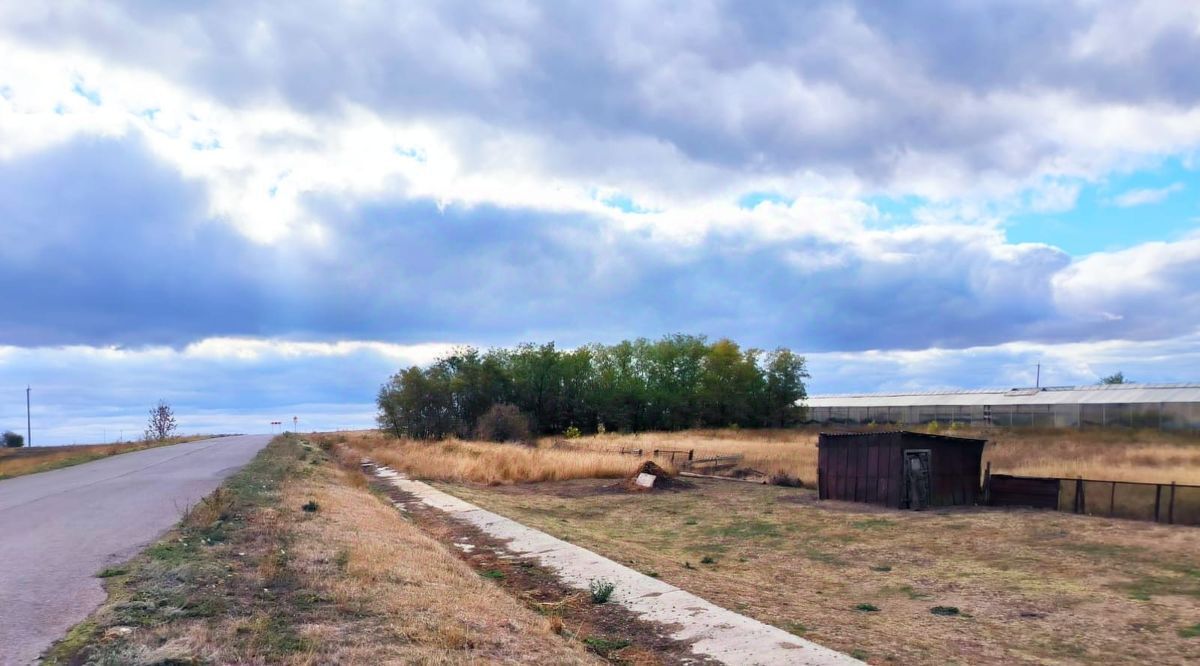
[0,434,272,665]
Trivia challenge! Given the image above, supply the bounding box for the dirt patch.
[611,461,696,493]
[369,471,716,665]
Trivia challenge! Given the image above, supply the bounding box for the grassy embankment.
[45,435,593,664]
[0,435,217,481]
[441,476,1200,665]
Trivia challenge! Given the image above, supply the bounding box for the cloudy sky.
[2,1,1199,443]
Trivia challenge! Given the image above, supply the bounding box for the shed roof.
[818,430,987,445]
[806,382,1200,408]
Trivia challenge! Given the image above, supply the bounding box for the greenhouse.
[806,383,1200,431]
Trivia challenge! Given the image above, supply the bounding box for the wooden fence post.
[1169,482,1176,525]
[1078,478,1086,514]
[1154,484,1162,523]
[1109,481,1116,516]
[688,449,694,461]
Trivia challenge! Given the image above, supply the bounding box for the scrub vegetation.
[331,430,654,485]
[45,435,592,665]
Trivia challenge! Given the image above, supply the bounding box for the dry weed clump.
[332,430,651,484]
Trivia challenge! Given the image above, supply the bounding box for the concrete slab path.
[371,464,861,666]
[0,435,272,666]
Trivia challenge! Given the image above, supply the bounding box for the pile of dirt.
[614,460,695,493]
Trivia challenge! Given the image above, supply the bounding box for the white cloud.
[1111,182,1185,207]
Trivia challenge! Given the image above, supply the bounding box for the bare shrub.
[474,404,532,444]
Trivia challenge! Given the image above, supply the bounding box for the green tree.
[1099,371,1127,385]
[2,431,23,448]
[762,348,810,427]
[377,366,457,439]
[698,339,765,427]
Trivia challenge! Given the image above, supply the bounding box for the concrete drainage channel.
[366,462,861,666]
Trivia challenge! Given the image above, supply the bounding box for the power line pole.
[26,386,32,448]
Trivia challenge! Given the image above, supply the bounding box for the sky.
[1,1,1199,444]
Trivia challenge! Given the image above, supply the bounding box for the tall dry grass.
[570,428,821,483]
[328,426,1200,487]
[328,430,653,485]
[567,426,1200,486]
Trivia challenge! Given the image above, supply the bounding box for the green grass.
[854,603,880,612]
[583,636,631,656]
[480,569,506,580]
[1180,623,1200,639]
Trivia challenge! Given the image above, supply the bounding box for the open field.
[334,430,661,485]
[438,476,1200,665]
[563,426,1200,486]
[48,435,594,664]
[0,435,219,481]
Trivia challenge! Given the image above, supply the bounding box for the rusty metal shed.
[817,431,986,509]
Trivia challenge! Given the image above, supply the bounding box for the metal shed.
[817,431,986,509]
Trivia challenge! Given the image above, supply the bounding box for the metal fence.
[986,471,1200,526]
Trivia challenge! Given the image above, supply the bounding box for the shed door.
[903,449,932,510]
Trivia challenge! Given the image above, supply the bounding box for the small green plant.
[684,518,698,525]
[931,605,961,616]
[785,622,808,636]
[644,570,659,578]
[301,500,319,513]
[596,422,607,434]
[700,555,717,565]
[854,603,880,612]
[870,565,892,572]
[480,569,506,580]
[1179,623,1200,638]
[564,425,582,439]
[589,578,615,603]
[851,649,870,660]
[97,567,128,578]
[927,419,940,433]
[583,636,631,655]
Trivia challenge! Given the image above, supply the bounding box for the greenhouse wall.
[808,401,1200,432]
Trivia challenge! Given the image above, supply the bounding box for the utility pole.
[26,386,32,447]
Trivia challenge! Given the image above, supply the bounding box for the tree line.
[377,334,809,439]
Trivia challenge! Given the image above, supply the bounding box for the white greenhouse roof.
[806,383,1200,408]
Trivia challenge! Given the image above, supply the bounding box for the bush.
[589,578,616,604]
[474,404,532,444]
[769,472,803,488]
[3,431,23,448]
[564,425,582,439]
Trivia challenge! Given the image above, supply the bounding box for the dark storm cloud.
[0,137,270,346]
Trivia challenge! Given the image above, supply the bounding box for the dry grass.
[332,430,655,485]
[440,477,1200,665]
[564,426,1200,486]
[0,436,213,480]
[49,435,593,665]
